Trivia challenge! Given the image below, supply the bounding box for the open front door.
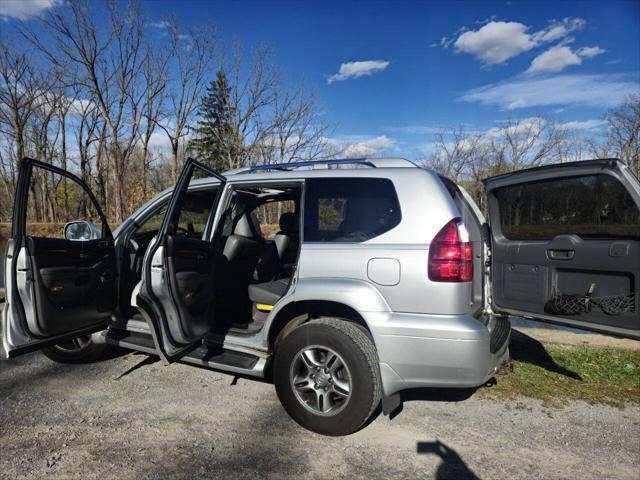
[137,159,226,362]
[3,158,116,358]
[484,159,640,339]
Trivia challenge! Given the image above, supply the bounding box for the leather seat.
[248,278,290,306]
[256,212,299,281]
[274,212,299,265]
[218,212,264,320]
[223,212,264,274]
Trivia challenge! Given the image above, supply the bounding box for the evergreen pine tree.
[189,70,238,170]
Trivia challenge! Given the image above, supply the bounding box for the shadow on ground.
[509,329,582,380]
[417,440,481,480]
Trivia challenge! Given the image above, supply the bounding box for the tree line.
[421,99,639,212]
[0,0,332,225]
[0,0,638,228]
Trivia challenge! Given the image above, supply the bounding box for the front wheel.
[274,318,381,436]
[42,335,110,364]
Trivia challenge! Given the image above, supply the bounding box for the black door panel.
[25,235,116,339]
[165,235,215,341]
[3,158,117,357]
[492,235,639,332]
[138,159,226,362]
[484,159,640,339]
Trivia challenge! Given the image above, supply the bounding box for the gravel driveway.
[1,349,639,480]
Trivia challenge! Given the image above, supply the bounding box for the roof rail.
[224,157,417,175]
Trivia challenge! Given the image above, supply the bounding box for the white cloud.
[325,135,395,157]
[148,131,173,150]
[531,17,586,43]
[460,73,640,110]
[527,44,606,75]
[430,36,453,49]
[0,0,61,21]
[454,21,537,65]
[387,125,441,135]
[326,60,390,84]
[148,20,171,29]
[526,45,582,74]
[557,119,606,130]
[485,117,546,139]
[577,46,606,59]
[453,17,586,65]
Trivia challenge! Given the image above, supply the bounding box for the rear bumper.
[366,311,510,396]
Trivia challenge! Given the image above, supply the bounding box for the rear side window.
[304,178,401,242]
[494,174,640,240]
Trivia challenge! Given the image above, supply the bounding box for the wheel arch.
[265,277,390,351]
[268,300,371,350]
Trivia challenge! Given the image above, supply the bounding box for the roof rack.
[224,157,417,175]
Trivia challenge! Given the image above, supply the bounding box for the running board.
[104,330,268,378]
[180,345,267,378]
[105,330,157,355]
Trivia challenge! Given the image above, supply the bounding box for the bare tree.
[486,117,568,175]
[139,47,168,196]
[589,94,640,177]
[0,41,51,173]
[426,127,485,182]
[26,0,148,222]
[227,45,279,168]
[257,85,332,164]
[156,18,214,181]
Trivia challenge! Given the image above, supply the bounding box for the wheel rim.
[289,345,352,416]
[53,335,92,353]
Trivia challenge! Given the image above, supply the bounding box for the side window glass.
[495,174,640,240]
[318,198,347,232]
[168,188,219,239]
[304,178,401,242]
[253,200,295,239]
[25,167,104,240]
[135,203,168,234]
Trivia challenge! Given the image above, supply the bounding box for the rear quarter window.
[304,178,401,242]
[494,174,640,240]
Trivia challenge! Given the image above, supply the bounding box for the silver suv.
[4,157,639,435]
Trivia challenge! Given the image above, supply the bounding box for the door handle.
[547,249,574,260]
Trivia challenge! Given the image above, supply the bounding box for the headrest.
[279,212,299,235]
[234,212,261,238]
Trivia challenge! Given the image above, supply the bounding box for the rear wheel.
[274,318,381,436]
[42,335,109,364]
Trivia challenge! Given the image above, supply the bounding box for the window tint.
[304,178,401,242]
[494,174,640,240]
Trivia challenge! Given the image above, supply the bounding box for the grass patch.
[484,333,640,408]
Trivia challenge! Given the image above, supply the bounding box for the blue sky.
[1,0,639,158]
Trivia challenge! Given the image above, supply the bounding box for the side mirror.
[64,221,101,241]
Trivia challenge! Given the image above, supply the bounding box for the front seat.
[256,212,299,281]
[218,212,264,320]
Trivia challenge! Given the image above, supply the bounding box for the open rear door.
[137,159,226,362]
[484,159,640,339]
[3,158,116,358]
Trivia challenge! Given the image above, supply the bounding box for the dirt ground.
[1,346,639,480]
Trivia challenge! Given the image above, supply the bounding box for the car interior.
[120,182,302,337]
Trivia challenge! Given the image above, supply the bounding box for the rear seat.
[248,278,290,306]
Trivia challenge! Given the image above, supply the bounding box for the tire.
[42,335,110,364]
[274,317,381,436]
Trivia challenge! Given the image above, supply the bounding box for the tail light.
[428,219,473,282]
